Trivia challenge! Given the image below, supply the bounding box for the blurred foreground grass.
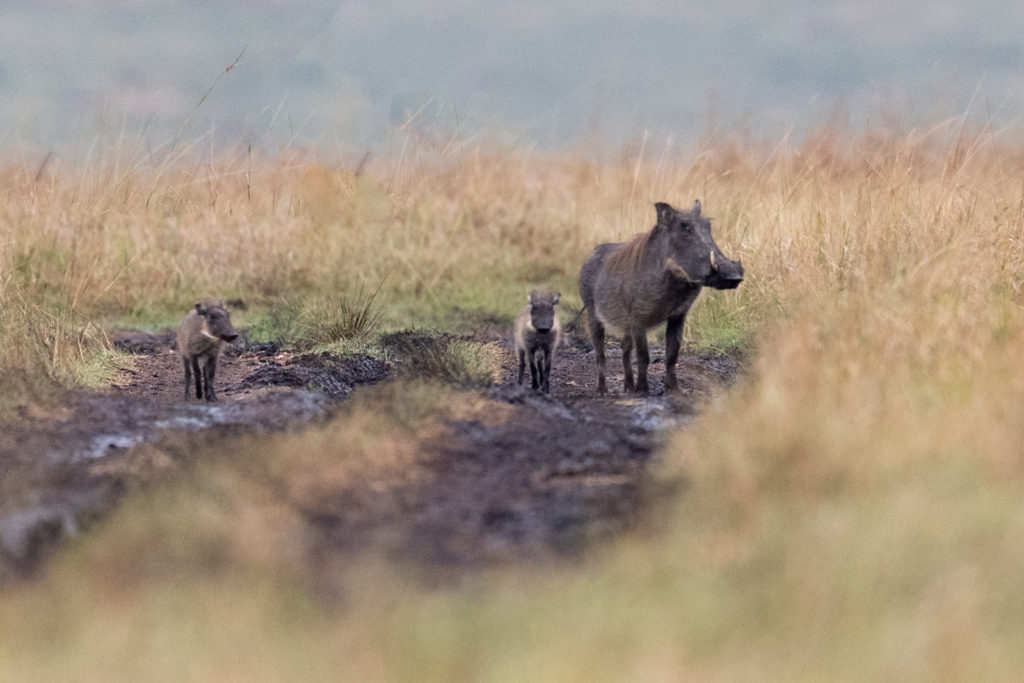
[5,121,1024,680]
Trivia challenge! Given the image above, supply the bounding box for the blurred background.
[3,0,1024,159]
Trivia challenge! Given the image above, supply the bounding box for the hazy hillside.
[2,0,1023,156]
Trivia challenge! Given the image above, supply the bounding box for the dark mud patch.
[399,390,663,566]
[1,324,742,585]
[238,352,389,399]
[109,328,176,355]
[0,332,391,582]
[300,332,741,579]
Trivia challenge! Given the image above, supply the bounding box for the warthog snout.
[529,300,557,333]
[707,249,744,289]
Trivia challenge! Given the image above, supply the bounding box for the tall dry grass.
[5,121,1024,679]
[0,133,769,322]
[0,135,751,412]
[649,125,1024,679]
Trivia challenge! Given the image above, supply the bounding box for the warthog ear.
[552,292,561,305]
[654,202,675,225]
[194,302,208,317]
[692,199,702,216]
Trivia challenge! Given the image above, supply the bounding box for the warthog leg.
[526,347,541,390]
[183,356,193,401]
[530,349,542,392]
[541,345,553,394]
[664,314,684,392]
[588,309,607,395]
[517,348,527,386]
[634,330,650,395]
[203,355,218,402]
[621,331,635,393]
[191,357,203,400]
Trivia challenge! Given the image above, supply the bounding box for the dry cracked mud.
[0,327,740,584]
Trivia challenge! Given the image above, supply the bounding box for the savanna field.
[3,121,1024,680]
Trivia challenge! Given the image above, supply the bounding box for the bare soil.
[0,327,739,584]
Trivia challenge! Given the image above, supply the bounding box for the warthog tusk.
[201,329,219,341]
[710,250,718,271]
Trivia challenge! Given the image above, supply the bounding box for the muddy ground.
[0,327,739,584]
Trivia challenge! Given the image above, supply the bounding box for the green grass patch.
[381,331,502,387]
[0,285,114,419]
[71,345,133,390]
[246,281,385,349]
[377,270,580,335]
[685,291,754,355]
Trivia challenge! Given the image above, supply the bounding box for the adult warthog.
[579,200,743,395]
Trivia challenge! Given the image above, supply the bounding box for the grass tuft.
[381,331,502,387]
[301,279,386,345]
[0,283,111,419]
[247,280,385,349]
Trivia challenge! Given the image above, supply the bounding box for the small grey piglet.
[177,299,239,402]
[514,289,561,394]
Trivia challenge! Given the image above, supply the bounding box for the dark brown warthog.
[176,299,239,402]
[579,200,743,395]
[514,289,562,393]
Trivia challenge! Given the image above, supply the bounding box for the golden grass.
[6,121,1024,680]
[0,134,750,411]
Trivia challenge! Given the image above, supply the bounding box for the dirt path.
[0,329,738,583]
[344,334,740,572]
